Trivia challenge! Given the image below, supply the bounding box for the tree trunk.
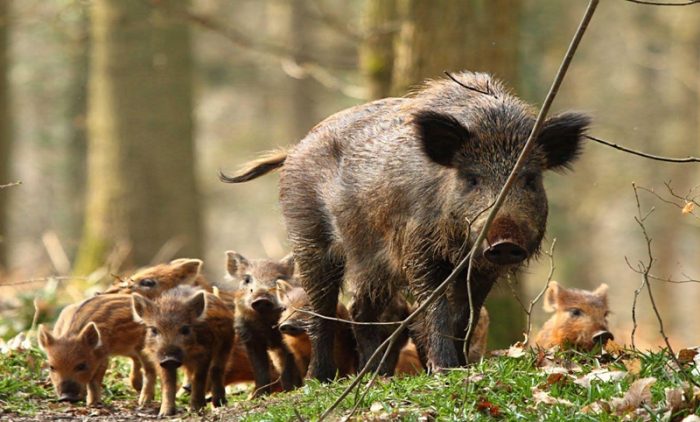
[360,0,397,100]
[0,0,11,271]
[288,0,319,139]
[392,0,523,348]
[74,0,202,275]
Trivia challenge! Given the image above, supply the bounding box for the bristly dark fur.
[224,70,590,379]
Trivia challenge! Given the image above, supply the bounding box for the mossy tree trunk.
[391,0,524,348]
[360,0,397,100]
[74,0,202,275]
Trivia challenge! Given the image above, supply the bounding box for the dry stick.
[524,239,557,344]
[631,183,699,386]
[625,0,700,5]
[625,257,700,284]
[319,2,600,420]
[0,275,88,287]
[630,276,646,350]
[0,181,21,189]
[462,0,599,364]
[586,135,700,163]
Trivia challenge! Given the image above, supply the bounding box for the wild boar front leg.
[137,352,156,406]
[86,360,108,407]
[189,361,209,411]
[158,366,178,417]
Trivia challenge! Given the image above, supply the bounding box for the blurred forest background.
[0,0,698,351]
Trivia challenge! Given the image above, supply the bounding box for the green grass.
[1,342,698,421]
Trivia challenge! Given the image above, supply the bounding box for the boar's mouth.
[483,240,528,265]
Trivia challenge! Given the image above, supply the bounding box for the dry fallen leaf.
[665,387,685,413]
[623,358,642,376]
[682,415,700,422]
[682,201,695,215]
[610,377,656,415]
[532,388,573,406]
[546,373,568,386]
[678,348,699,365]
[574,369,627,388]
[507,342,527,358]
[476,398,501,417]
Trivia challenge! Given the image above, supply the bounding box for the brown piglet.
[227,251,302,396]
[132,286,234,416]
[535,282,613,350]
[103,258,209,300]
[277,285,357,378]
[38,294,155,407]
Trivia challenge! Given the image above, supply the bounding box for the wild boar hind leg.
[348,268,406,376]
[294,247,344,382]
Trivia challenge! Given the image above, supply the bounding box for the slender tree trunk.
[288,0,318,139]
[392,0,523,348]
[75,0,202,275]
[360,0,397,100]
[0,0,11,271]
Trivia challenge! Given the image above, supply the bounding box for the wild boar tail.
[219,148,287,183]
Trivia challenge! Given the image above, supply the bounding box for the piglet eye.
[149,327,159,336]
[243,275,252,285]
[139,278,156,288]
[75,362,88,371]
[569,308,583,317]
[49,365,56,372]
[180,326,191,336]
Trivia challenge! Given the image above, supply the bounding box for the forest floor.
[1,335,699,421]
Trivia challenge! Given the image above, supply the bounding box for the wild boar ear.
[279,253,295,276]
[226,251,249,276]
[37,324,54,351]
[543,281,560,312]
[131,294,154,323]
[80,322,102,350]
[187,291,208,321]
[413,110,471,167]
[538,112,590,171]
[171,258,203,283]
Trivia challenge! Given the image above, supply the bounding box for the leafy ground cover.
[1,334,699,421]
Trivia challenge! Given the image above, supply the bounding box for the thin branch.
[148,1,366,100]
[444,71,496,97]
[0,275,88,287]
[524,239,557,344]
[0,181,21,189]
[277,305,402,327]
[586,135,700,163]
[630,183,699,386]
[462,0,600,363]
[625,0,700,5]
[319,1,600,419]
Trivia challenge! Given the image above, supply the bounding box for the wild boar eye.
[139,278,156,288]
[524,173,539,190]
[75,362,88,371]
[464,174,480,189]
[180,326,191,336]
[569,308,583,317]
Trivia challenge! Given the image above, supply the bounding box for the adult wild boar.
[222,71,589,379]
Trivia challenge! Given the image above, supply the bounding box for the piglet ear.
[275,279,294,303]
[37,324,54,351]
[226,251,249,276]
[170,258,203,284]
[413,111,471,167]
[186,291,208,321]
[131,294,154,323]
[593,283,608,297]
[543,281,560,313]
[538,112,590,170]
[80,322,102,350]
[279,253,295,276]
